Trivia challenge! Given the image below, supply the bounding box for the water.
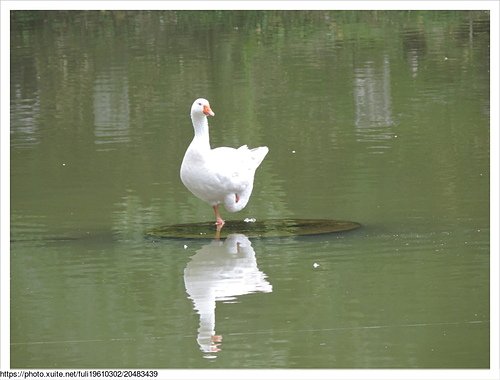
[10,11,489,368]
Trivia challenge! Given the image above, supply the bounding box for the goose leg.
[213,205,225,227]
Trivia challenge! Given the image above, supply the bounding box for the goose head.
[191,98,215,118]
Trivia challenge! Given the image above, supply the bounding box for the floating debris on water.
[145,219,361,240]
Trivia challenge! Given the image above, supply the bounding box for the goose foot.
[213,205,225,228]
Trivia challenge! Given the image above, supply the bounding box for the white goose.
[180,98,268,227]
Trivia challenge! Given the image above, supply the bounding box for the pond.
[10,10,490,369]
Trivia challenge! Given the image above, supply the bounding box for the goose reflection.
[184,233,272,356]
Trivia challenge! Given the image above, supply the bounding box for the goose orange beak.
[203,105,215,117]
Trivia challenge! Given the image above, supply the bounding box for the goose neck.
[191,114,211,147]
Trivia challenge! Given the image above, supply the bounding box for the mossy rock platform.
[145,219,361,240]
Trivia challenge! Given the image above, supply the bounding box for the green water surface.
[10,10,489,368]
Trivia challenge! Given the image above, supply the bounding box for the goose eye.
[198,102,202,106]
